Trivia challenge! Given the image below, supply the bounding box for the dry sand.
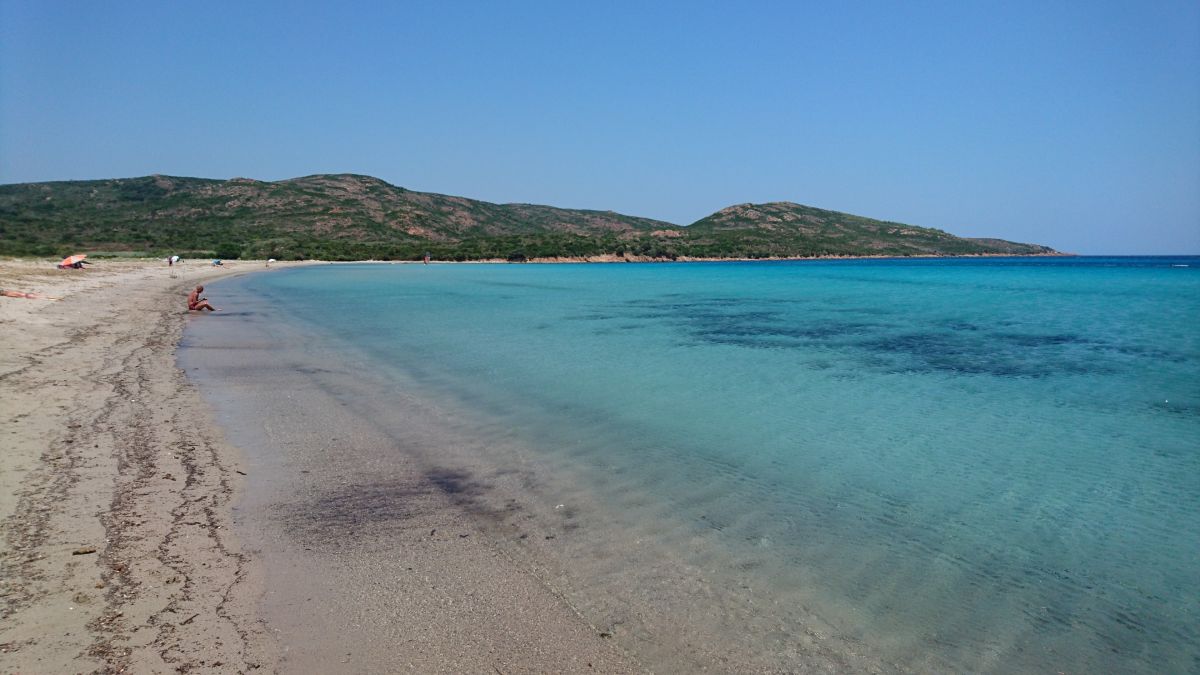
[0,258,278,673]
[0,258,643,674]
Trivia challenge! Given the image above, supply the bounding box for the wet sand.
[181,268,891,675]
[180,277,644,674]
[0,258,642,673]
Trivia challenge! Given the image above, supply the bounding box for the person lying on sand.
[1,289,60,300]
[187,285,219,312]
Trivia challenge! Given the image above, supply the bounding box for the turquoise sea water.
[195,257,1199,672]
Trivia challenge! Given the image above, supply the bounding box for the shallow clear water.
[197,257,1199,672]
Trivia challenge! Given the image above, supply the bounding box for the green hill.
[683,202,1057,258]
[0,174,1059,260]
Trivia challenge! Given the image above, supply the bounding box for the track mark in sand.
[0,420,87,613]
[85,321,172,671]
[86,302,265,673]
[1,275,274,674]
[0,326,99,620]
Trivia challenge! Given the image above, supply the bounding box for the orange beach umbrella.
[60,254,87,266]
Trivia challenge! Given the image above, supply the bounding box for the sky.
[1,1,1197,254]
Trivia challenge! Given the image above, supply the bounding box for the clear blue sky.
[2,1,1197,254]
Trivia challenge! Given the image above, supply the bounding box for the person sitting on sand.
[187,285,219,312]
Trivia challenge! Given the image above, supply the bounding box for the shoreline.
[180,267,896,674]
[0,259,285,672]
[0,258,643,673]
[6,256,1184,672]
[181,270,647,673]
[291,251,1077,264]
[181,259,1200,674]
[504,251,1077,263]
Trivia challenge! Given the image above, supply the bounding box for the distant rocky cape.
[0,174,1061,260]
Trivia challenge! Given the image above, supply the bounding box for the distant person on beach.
[187,285,219,312]
[1,289,59,300]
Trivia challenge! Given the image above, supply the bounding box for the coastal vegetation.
[0,174,1059,260]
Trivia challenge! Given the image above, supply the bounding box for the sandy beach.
[0,259,279,673]
[0,259,640,673]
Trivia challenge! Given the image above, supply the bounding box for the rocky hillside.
[684,202,1056,257]
[0,174,1059,260]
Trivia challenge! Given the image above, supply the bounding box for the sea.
[182,256,1199,673]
